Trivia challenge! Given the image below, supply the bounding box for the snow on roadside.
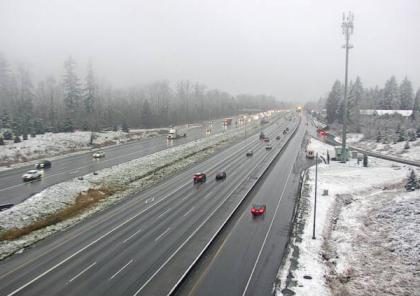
[0,129,165,170]
[0,118,266,259]
[276,138,419,296]
[334,133,420,162]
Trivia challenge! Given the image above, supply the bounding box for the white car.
[22,170,42,182]
[93,151,105,158]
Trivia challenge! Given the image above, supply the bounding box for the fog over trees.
[308,76,420,142]
[0,53,285,138]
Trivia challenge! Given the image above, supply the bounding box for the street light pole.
[341,12,354,163]
[312,152,318,239]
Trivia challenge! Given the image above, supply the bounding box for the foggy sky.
[1,0,419,102]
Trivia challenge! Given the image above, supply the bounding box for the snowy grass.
[0,118,266,259]
[276,138,420,296]
[335,133,420,162]
[0,129,166,169]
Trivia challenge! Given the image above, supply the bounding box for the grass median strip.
[0,187,116,241]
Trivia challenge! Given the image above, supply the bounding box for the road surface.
[0,116,298,296]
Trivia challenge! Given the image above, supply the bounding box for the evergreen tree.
[0,136,4,145]
[140,99,153,128]
[348,77,363,130]
[63,57,81,119]
[62,117,74,132]
[1,110,10,128]
[382,76,400,109]
[412,89,420,120]
[15,67,34,136]
[399,77,414,110]
[414,89,420,111]
[122,121,129,133]
[326,80,342,124]
[405,169,417,191]
[398,129,406,142]
[84,61,95,115]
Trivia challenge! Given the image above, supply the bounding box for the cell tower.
[341,12,354,163]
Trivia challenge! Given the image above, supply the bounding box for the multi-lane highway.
[0,120,234,205]
[176,116,307,296]
[0,115,301,295]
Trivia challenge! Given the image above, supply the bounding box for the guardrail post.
[312,152,318,240]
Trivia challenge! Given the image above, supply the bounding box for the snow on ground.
[0,117,268,259]
[276,138,420,296]
[0,128,166,169]
[335,133,420,162]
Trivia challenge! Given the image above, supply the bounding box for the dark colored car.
[215,171,227,180]
[251,204,266,216]
[246,150,253,157]
[193,173,207,184]
[35,160,51,169]
[265,144,272,150]
[259,132,265,140]
[276,136,281,140]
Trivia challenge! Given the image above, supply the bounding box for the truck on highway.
[223,118,233,126]
[167,128,186,139]
[167,128,178,139]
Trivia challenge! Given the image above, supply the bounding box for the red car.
[251,204,266,216]
[263,137,270,142]
[193,173,207,184]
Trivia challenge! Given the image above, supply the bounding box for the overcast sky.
[1,0,419,102]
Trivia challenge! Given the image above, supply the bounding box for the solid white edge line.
[132,120,296,296]
[241,148,296,296]
[166,118,301,296]
[6,182,186,296]
[68,262,96,283]
[6,116,286,296]
[109,259,133,280]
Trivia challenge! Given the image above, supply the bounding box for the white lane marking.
[6,182,188,296]
[157,208,171,219]
[123,228,143,243]
[145,197,155,204]
[109,259,133,280]
[70,170,79,174]
[68,262,96,283]
[154,228,171,242]
[0,183,22,192]
[181,195,189,201]
[5,121,282,294]
[241,157,295,296]
[183,206,195,217]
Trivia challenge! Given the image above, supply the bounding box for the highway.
[0,115,299,295]
[175,116,307,296]
[0,119,235,205]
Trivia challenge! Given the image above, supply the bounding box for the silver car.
[22,170,42,182]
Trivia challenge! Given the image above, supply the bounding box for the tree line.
[0,54,284,141]
[321,76,420,127]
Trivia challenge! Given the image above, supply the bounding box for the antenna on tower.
[340,11,355,163]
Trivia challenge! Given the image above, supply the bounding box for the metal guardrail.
[168,117,302,295]
[323,135,420,168]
